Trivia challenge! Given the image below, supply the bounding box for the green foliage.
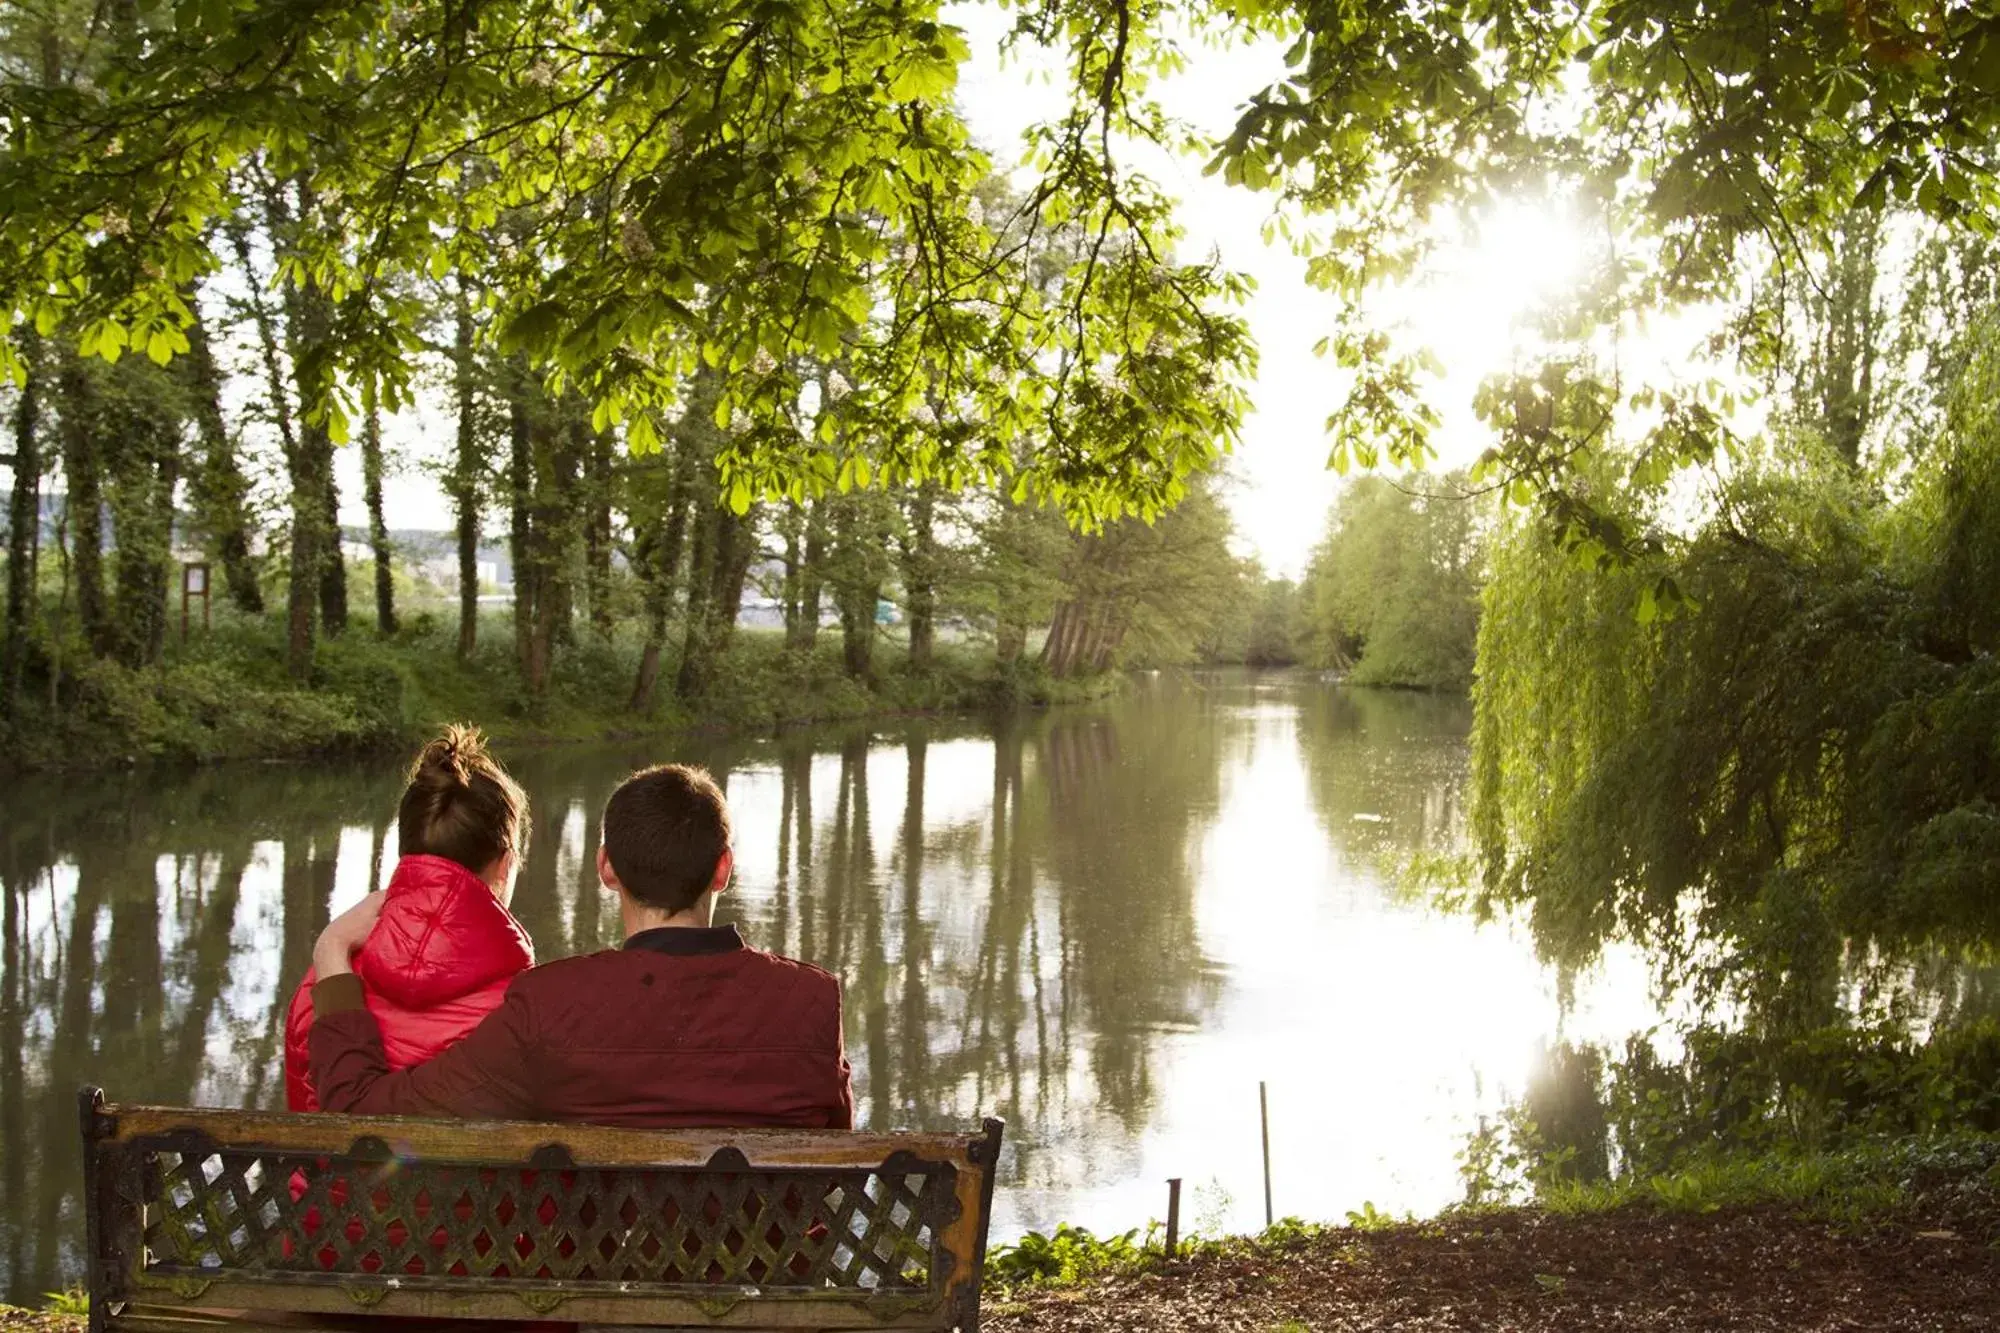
[0,0,1254,526]
[1297,474,1484,690]
[1461,1021,2000,1225]
[1211,0,2000,555]
[41,1288,88,1316]
[984,1224,1147,1288]
[0,611,1082,769]
[1341,1201,1405,1232]
[1471,310,2000,1015]
[1534,1134,2000,1242]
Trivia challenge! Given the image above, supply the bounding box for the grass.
[0,606,1124,769]
[1528,1133,2000,1233]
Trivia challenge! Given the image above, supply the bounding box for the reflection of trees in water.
[0,764,394,1303]
[1292,683,1472,868]
[0,708,1235,1299]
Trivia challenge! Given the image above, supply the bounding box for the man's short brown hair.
[602,764,732,913]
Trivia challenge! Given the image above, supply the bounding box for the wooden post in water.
[1259,1081,1273,1228]
[1165,1177,1182,1257]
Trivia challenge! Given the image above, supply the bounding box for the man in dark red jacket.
[308,763,854,1128]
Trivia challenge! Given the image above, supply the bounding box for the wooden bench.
[78,1088,1003,1333]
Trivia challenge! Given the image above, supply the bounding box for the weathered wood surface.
[80,1090,1002,1333]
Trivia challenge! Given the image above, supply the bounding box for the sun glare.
[1369,197,1599,469]
[1410,199,1591,374]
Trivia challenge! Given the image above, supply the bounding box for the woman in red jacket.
[284,725,535,1111]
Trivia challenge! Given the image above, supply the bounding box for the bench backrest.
[80,1089,1002,1332]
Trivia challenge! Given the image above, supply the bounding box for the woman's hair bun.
[412,722,488,790]
[399,724,527,874]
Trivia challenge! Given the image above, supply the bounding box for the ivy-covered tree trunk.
[673,484,718,701]
[629,432,695,712]
[505,369,583,697]
[2,333,44,713]
[451,282,482,661]
[181,306,263,613]
[263,175,345,642]
[830,493,889,680]
[675,497,756,700]
[55,351,109,656]
[282,435,327,680]
[316,433,347,636]
[359,379,396,635]
[897,484,939,668]
[101,365,183,666]
[231,186,322,679]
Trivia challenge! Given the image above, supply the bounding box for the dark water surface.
[0,670,1665,1304]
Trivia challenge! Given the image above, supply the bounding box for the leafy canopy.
[0,0,1253,524]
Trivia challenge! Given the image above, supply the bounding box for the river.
[0,669,1670,1305]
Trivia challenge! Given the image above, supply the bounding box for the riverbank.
[985,1135,2000,1329]
[0,612,1122,770]
[984,1203,1999,1330]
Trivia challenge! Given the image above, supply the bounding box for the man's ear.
[596,844,618,891]
[710,848,734,897]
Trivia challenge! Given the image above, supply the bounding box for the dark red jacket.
[285,855,534,1111]
[309,923,853,1128]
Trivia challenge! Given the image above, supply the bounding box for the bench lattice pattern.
[138,1143,952,1291]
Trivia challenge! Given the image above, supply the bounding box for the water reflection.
[0,671,1660,1303]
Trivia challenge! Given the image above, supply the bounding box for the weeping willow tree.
[1472,318,2000,1029]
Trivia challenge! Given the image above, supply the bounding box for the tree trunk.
[629,433,696,712]
[506,367,583,697]
[796,500,827,650]
[266,177,345,642]
[834,499,879,680]
[3,334,43,713]
[898,484,939,668]
[996,618,1027,666]
[360,378,397,634]
[55,351,109,656]
[232,183,325,679]
[781,512,803,646]
[283,446,325,679]
[584,422,614,637]
[1042,599,1089,678]
[673,493,720,700]
[317,437,347,636]
[182,307,263,613]
[452,281,481,660]
[677,500,757,697]
[102,367,181,666]
[509,384,533,676]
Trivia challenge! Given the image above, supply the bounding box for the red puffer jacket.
[284,854,535,1111]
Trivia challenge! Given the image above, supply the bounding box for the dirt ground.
[986,1206,2000,1331]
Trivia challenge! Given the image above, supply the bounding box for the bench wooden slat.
[81,1089,1003,1333]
